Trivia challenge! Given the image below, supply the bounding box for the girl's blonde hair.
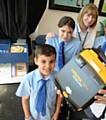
[77,3,98,28]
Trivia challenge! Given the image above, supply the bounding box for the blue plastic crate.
[0,44,10,52]
[0,52,28,63]
[0,39,11,44]
[0,39,29,63]
[0,39,11,53]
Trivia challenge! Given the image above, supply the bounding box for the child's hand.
[51,112,59,120]
[46,32,55,40]
[25,116,34,120]
[57,90,63,98]
[95,89,106,104]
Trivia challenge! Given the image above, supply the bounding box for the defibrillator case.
[55,49,106,111]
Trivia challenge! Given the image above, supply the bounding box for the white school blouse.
[73,23,97,48]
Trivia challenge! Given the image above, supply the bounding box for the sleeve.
[45,38,53,45]
[73,39,82,55]
[16,76,31,97]
[93,37,102,49]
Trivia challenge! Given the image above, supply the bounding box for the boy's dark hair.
[58,16,75,30]
[34,44,56,59]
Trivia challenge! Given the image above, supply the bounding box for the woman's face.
[83,12,96,28]
[58,25,73,42]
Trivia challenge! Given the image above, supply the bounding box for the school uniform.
[16,69,57,120]
[46,35,82,71]
[94,36,106,48]
[73,23,97,48]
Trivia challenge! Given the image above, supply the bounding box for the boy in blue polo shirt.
[16,44,61,120]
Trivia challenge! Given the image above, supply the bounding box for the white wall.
[37,8,78,35]
[30,0,105,39]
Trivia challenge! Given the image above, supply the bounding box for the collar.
[35,69,52,82]
[58,37,71,45]
[58,37,63,44]
[77,23,90,33]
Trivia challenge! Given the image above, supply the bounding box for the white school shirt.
[73,23,97,48]
[74,23,106,118]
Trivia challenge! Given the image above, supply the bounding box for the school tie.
[36,79,47,116]
[58,41,65,70]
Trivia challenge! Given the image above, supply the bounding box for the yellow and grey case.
[55,49,106,111]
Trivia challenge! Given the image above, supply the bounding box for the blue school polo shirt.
[16,69,57,120]
[46,35,82,71]
[94,36,106,48]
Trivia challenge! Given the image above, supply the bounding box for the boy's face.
[58,25,74,42]
[34,54,56,78]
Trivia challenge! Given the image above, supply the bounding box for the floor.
[0,84,24,120]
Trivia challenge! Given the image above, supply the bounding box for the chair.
[29,35,46,72]
[32,34,46,49]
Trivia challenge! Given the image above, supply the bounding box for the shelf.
[0,76,23,84]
